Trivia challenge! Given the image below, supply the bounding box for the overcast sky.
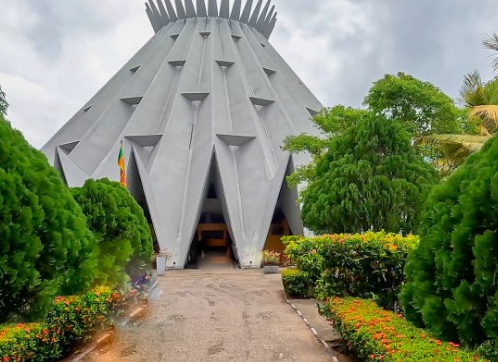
[1,0,497,148]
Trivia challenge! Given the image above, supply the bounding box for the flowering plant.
[283,232,419,306]
[322,297,487,362]
[262,250,281,266]
[0,287,127,361]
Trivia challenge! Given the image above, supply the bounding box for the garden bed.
[322,297,487,362]
[0,286,146,362]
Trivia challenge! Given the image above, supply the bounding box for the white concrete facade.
[42,0,323,268]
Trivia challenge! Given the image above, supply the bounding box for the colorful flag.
[118,141,127,187]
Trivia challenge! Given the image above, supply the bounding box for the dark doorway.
[186,178,236,269]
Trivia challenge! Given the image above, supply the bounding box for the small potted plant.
[263,250,281,274]
[155,249,172,276]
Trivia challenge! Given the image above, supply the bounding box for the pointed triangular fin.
[197,0,207,16]
[199,31,211,37]
[145,4,162,32]
[249,0,263,26]
[265,13,277,38]
[171,33,181,39]
[231,34,242,41]
[220,0,230,18]
[175,0,186,18]
[240,0,253,23]
[83,105,93,112]
[256,0,271,30]
[230,0,242,20]
[208,0,218,16]
[148,0,165,27]
[184,0,196,17]
[262,5,275,30]
[164,0,178,20]
[157,0,171,22]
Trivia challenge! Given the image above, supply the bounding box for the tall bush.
[301,115,439,234]
[400,135,498,347]
[72,179,153,287]
[0,115,96,322]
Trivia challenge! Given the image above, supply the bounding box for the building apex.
[145,0,278,39]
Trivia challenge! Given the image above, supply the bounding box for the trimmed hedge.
[0,287,127,361]
[323,297,487,362]
[281,269,313,298]
[283,232,419,306]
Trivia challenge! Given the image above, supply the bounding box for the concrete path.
[83,270,336,362]
[287,299,341,344]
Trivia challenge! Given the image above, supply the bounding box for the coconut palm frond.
[416,134,491,148]
[420,134,491,174]
[461,70,482,97]
[483,33,498,73]
[460,70,486,107]
[469,105,498,133]
[483,77,498,105]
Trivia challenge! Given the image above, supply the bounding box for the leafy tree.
[0,85,8,116]
[72,179,153,288]
[285,73,470,185]
[283,106,369,187]
[400,134,498,348]
[301,114,439,234]
[365,72,465,136]
[0,114,96,322]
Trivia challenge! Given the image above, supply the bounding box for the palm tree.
[416,34,498,172]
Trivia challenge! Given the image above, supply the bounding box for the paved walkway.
[84,270,336,362]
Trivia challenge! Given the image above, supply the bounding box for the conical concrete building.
[42,0,323,269]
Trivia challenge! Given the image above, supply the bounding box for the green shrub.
[284,232,419,307]
[281,269,313,298]
[283,235,325,283]
[0,287,126,361]
[0,115,96,322]
[322,297,486,362]
[72,179,153,287]
[400,135,498,347]
[301,114,439,234]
